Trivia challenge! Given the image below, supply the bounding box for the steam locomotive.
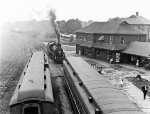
[47,41,65,63]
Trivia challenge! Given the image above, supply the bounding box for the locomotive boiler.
[47,41,65,63]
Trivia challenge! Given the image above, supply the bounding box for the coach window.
[120,37,124,44]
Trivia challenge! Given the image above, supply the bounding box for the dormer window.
[110,36,113,44]
[98,35,104,41]
[121,37,124,44]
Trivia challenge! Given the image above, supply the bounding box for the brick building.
[74,21,147,63]
[122,12,150,42]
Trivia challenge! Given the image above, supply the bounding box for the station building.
[74,21,148,63]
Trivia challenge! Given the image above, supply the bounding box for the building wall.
[76,33,94,42]
[113,34,146,44]
[129,24,150,42]
[76,32,147,64]
[95,49,108,61]
[94,34,146,44]
[77,32,147,44]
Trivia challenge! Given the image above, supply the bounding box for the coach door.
[23,103,41,114]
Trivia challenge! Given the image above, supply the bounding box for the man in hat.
[142,85,149,100]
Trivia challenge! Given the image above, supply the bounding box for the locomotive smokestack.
[49,10,60,45]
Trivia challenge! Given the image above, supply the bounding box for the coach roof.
[9,51,53,106]
[66,57,143,114]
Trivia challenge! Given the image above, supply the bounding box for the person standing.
[135,59,139,68]
[132,74,142,82]
[142,86,149,100]
[110,57,113,64]
[97,66,103,74]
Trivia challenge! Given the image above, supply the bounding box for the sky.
[0,0,150,24]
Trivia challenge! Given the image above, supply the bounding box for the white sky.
[0,0,150,23]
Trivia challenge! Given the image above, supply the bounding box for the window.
[138,25,141,29]
[110,36,113,44]
[96,49,100,56]
[138,37,141,41]
[98,35,104,41]
[120,37,124,44]
[87,35,93,41]
[116,53,120,62]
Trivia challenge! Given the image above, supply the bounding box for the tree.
[66,19,82,34]
[107,17,121,22]
[56,20,67,34]
[56,19,82,34]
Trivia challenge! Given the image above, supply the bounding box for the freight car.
[9,51,54,114]
[47,41,65,63]
[63,56,146,114]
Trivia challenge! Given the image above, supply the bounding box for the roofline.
[122,52,150,58]
[9,99,53,107]
[76,32,146,35]
[128,23,150,25]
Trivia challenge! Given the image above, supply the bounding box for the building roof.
[76,21,146,35]
[122,15,150,25]
[93,42,126,51]
[123,41,150,57]
[72,40,86,44]
[73,40,126,51]
[80,41,93,48]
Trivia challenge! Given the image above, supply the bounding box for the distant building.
[74,21,147,63]
[122,12,150,42]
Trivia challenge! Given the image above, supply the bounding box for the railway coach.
[63,56,146,114]
[9,51,54,114]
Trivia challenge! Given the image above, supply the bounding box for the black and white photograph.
[0,0,150,114]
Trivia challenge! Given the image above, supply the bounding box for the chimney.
[136,12,139,16]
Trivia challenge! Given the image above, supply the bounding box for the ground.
[1,31,150,114]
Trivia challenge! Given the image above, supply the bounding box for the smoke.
[48,10,60,44]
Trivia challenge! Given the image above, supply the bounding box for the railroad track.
[0,44,19,75]
[0,43,26,94]
[0,47,20,78]
[0,39,48,95]
[63,70,87,114]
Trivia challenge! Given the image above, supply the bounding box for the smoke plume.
[48,10,60,44]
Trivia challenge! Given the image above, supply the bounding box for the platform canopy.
[123,41,150,57]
